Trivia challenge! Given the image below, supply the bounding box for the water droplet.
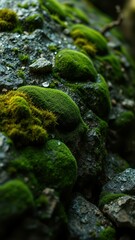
[42,81,50,87]
[0,162,4,167]
[58,141,61,146]
[120,186,124,191]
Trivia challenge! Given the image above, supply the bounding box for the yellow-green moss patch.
[18,85,87,132]
[0,8,18,32]
[70,24,108,55]
[0,91,57,147]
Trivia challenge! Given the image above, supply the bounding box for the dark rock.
[103,195,135,229]
[68,194,114,240]
[102,168,135,195]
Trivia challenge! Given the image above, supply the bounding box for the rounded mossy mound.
[18,85,87,132]
[63,3,89,24]
[39,0,65,20]
[54,49,97,82]
[11,139,77,194]
[110,110,135,131]
[96,54,123,83]
[70,24,108,55]
[0,8,18,32]
[0,91,57,147]
[0,179,34,223]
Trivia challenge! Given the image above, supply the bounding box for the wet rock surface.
[102,195,135,229]
[101,168,135,195]
[68,194,114,240]
[1,0,135,239]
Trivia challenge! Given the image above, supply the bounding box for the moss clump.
[24,14,43,32]
[74,38,97,57]
[98,226,116,240]
[18,54,29,64]
[0,8,18,32]
[0,91,57,147]
[99,193,127,208]
[54,49,97,82]
[96,54,123,83]
[113,110,135,130]
[39,0,65,20]
[11,139,77,194]
[63,3,89,23]
[18,85,87,133]
[0,179,34,222]
[70,24,108,55]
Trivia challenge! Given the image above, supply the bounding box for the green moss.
[17,2,37,9]
[0,8,18,32]
[39,0,65,20]
[18,85,87,133]
[98,226,116,240]
[51,14,67,28]
[96,54,123,83]
[18,54,29,64]
[74,38,97,57]
[0,91,57,147]
[17,3,29,9]
[11,139,77,193]
[24,14,43,32]
[112,110,135,130]
[0,179,34,222]
[99,193,127,208]
[70,24,108,55]
[64,4,89,23]
[75,74,111,120]
[90,75,111,119]
[36,194,48,208]
[17,69,25,79]
[54,49,97,82]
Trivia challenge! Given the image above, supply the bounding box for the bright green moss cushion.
[18,85,86,132]
[0,180,34,222]
[70,24,108,55]
[54,49,97,82]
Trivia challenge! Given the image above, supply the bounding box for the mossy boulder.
[10,139,77,194]
[0,179,34,222]
[0,91,57,147]
[18,85,87,132]
[0,8,18,32]
[70,24,108,55]
[54,49,97,82]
